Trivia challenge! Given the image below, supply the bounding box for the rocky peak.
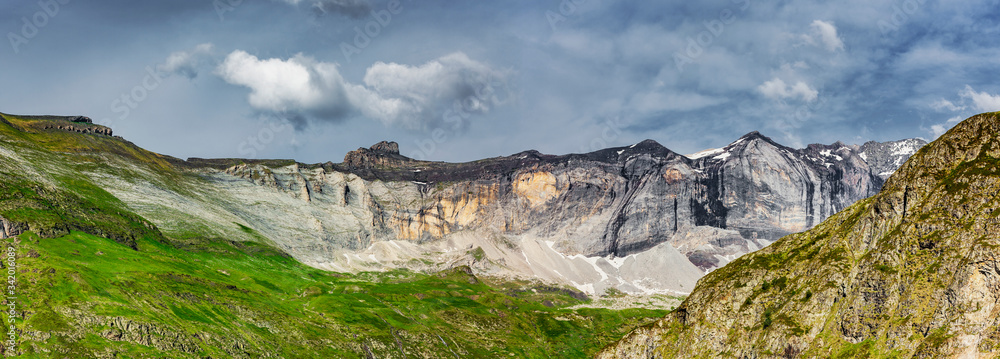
[369,141,400,155]
[730,131,781,148]
[628,139,675,157]
[569,139,680,164]
[512,150,544,160]
[858,137,928,180]
[708,131,790,163]
[739,130,765,140]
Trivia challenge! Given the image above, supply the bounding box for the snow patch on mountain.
[685,148,724,160]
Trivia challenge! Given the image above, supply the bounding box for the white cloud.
[158,43,214,79]
[805,20,845,52]
[216,51,357,121]
[929,124,947,138]
[362,53,512,123]
[928,116,964,138]
[926,86,999,138]
[930,98,964,112]
[216,51,511,129]
[758,78,819,102]
[960,85,1000,112]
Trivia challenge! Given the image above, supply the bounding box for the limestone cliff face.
[192,133,914,278]
[598,112,1000,358]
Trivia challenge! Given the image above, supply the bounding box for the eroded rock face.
[598,112,1000,358]
[197,133,917,277]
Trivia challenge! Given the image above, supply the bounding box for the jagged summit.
[737,130,765,140]
[685,131,797,162]
[685,131,792,163]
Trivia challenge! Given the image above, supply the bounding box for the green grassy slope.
[0,113,665,358]
[0,113,267,246]
[7,232,663,358]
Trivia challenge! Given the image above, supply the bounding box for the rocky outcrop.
[38,123,113,136]
[0,216,26,239]
[19,115,114,136]
[42,306,280,359]
[598,112,1000,358]
[342,141,410,169]
[369,140,399,154]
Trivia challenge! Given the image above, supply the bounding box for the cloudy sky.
[2,0,999,163]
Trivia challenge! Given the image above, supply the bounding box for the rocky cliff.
[313,132,892,269]
[598,112,1000,358]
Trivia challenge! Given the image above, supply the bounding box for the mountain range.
[599,112,1000,358]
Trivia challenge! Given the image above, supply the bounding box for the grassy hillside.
[0,113,667,358]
